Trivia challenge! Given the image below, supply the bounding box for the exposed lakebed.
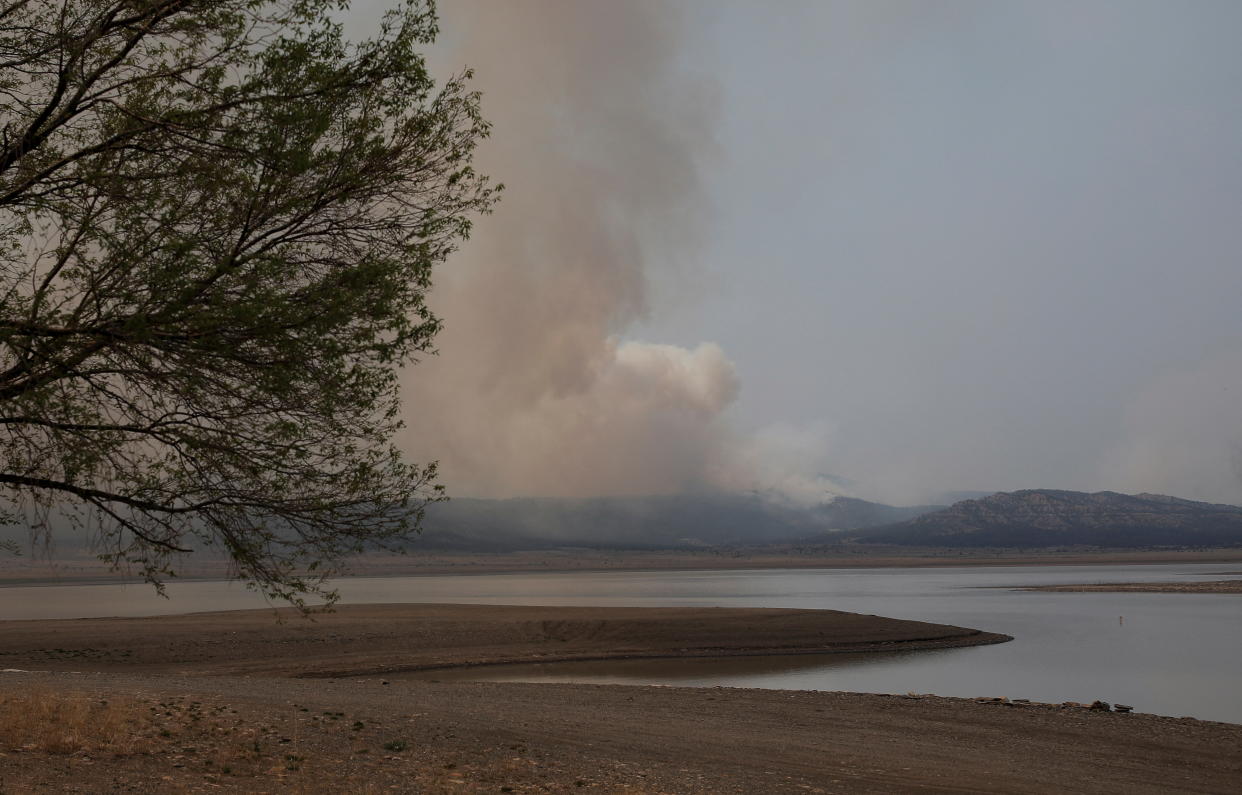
[2,562,1239,722]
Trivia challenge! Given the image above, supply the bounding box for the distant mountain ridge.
[0,493,943,555]
[415,493,941,551]
[850,489,1242,548]
[19,488,1239,556]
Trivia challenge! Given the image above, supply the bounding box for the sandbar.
[0,603,1009,677]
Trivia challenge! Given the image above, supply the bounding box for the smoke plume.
[397,1,745,498]
[1099,350,1242,505]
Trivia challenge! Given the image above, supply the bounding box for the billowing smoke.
[720,421,847,506]
[397,1,747,498]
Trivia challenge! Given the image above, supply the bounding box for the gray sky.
[657,0,1242,505]
[362,1,1242,505]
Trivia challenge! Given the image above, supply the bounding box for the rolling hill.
[849,489,1242,548]
[415,493,941,551]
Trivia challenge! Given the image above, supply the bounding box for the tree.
[0,0,498,607]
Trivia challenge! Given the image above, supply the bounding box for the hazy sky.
[354,1,1242,505]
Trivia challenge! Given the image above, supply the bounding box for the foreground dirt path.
[1,670,1239,793]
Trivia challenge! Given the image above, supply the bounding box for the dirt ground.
[2,671,1240,794]
[0,604,1239,793]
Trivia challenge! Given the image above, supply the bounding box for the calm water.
[2,563,1240,723]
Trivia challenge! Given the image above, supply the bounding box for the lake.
[3,563,1240,723]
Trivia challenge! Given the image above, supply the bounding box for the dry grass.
[0,686,148,754]
[0,687,532,792]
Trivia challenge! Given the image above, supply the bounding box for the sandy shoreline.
[0,603,1010,678]
[1022,578,1242,594]
[0,604,1239,792]
[5,547,1242,586]
[1,669,1239,794]
[346,547,1242,575]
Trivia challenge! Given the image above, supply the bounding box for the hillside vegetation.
[850,490,1242,548]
